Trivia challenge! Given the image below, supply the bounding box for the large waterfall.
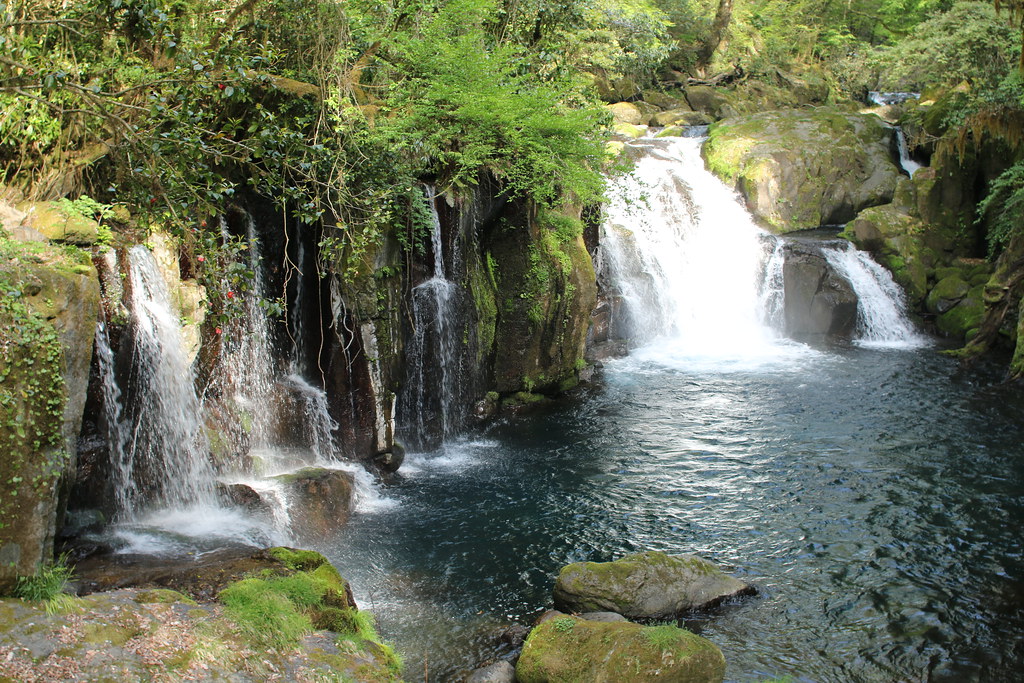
[599,135,923,359]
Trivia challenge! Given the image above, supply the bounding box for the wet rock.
[655,108,711,127]
[17,201,99,245]
[926,274,970,315]
[466,660,516,683]
[372,441,405,473]
[552,551,753,619]
[782,241,859,339]
[216,482,273,517]
[272,467,354,541]
[499,622,531,649]
[516,611,725,683]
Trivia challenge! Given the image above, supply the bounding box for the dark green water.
[326,343,1024,682]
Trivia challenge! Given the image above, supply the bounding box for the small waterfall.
[289,238,310,376]
[895,128,922,177]
[758,239,787,329]
[404,186,460,446]
[219,214,277,445]
[121,246,213,515]
[599,137,783,358]
[822,242,927,348]
[283,373,338,461]
[95,321,133,513]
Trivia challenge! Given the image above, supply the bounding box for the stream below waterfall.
[326,134,1024,682]
[328,347,1024,682]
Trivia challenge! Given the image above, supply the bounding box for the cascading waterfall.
[822,242,927,348]
[95,321,133,514]
[120,246,214,515]
[895,128,922,177]
[404,185,460,446]
[599,136,784,359]
[599,134,924,361]
[219,214,277,446]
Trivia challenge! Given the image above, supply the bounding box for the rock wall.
[0,240,99,589]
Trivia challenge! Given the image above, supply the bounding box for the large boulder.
[606,102,643,126]
[271,468,354,541]
[16,201,100,246]
[0,246,99,591]
[516,611,725,683]
[782,241,859,339]
[552,551,753,619]
[703,108,902,233]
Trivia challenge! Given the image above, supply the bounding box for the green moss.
[131,589,196,606]
[219,577,313,649]
[517,615,725,683]
[268,547,330,571]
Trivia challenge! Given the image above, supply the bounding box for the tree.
[695,0,732,73]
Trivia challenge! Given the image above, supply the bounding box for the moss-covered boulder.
[16,201,100,246]
[926,274,971,315]
[703,108,901,233]
[642,90,689,110]
[935,285,986,339]
[685,86,737,119]
[516,611,726,683]
[613,122,647,139]
[607,102,643,125]
[843,204,934,305]
[0,239,99,591]
[552,551,753,620]
[0,549,401,681]
[654,109,711,127]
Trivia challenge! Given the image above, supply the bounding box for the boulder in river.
[703,108,901,233]
[782,240,859,339]
[516,610,725,683]
[270,467,354,541]
[552,551,753,619]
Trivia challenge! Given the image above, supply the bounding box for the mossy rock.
[685,86,736,119]
[926,275,970,315]
[613,122,647,139]
[553,551,753,619]
[642,90,689,110]
[654,109,711,127]
[655,126,686,138]
[516,612,726,683]
[606,102,643,125]
[935,286,985,339]
[704,109,900,233]
[17,202,99,246]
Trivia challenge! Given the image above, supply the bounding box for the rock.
[935,285,985,339]
[271,468,354,541]
[581,611,628,622]
[703,108,902,233]
[604,140,626,160]
[0,549,400,682]
[611,77,640,101]
[372,441,405,473]
[606,102,643,125]
[926,274,971,315]
[685,85,736,119]
[552,551,753,619]
[0,250,100,591]
[466,660,517,683]
[216,482,273,516]
[844,204,935,306]
[16,201,99,245]
[10,225,47,243]
[516,611,725,683]
[0,199,27,233]
[642,89,689,110]
[782,241,859,339]
[655,126,686,138]
[613,122,647,139]
[655,109,711,127]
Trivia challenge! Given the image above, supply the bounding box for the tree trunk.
[696,0,733,74]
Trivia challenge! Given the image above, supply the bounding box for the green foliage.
[553,616,577,633]
[13,554,77,613]
[854,1,1020,91]
[979,159,1024,256]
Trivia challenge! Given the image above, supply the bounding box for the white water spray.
[599,137,786,360]
[822,242,927,348]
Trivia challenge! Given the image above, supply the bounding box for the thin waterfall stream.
[326,134,1024,681]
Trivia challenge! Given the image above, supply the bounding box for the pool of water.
[325,341,1024,682]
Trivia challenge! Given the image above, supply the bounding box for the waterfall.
[289,238,309,376]
[821,242,927,348]
[404,186,460,447]
[95,321,133,514]
[599,137,783,359]
[895,127,922,177]
[219,214,277,446]
[120,246,213,515]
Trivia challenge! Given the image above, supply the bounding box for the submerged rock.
[552,551,753,619]
[516,611,725,683]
